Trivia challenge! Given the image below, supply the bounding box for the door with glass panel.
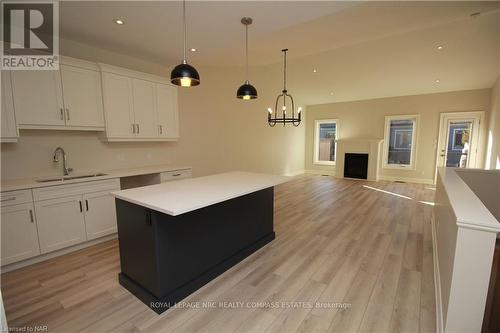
[436,112,482,173]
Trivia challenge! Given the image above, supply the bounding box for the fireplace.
[344,153,369,179]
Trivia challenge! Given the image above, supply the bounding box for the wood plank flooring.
[1,175,436,333]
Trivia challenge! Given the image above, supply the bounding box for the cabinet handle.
[29,209,34,222]
[159,125,163,134]
[137,124,140,133]
[85,199,89,211]
[172,173,181,177]
[60,108,64,120]
[66,108,70,120]
[132,124,136,134]
[79,200,83,213]
[0,197,16,202]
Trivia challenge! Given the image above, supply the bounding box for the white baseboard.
[283,169,305,177]
[304,169,336,176]
[378,175,435,185]
[1,234,117,273]
[431,214,444,333]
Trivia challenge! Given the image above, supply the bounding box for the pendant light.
[236,17,257,100]
[268,49,301,127]
[170,0,200,87]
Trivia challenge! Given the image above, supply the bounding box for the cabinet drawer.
[33,178,120,201]
[160,169,192,182]
[1,189,33,207]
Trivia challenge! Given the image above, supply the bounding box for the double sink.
[35,173,108,183]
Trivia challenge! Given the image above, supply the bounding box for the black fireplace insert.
[344,153,369,179]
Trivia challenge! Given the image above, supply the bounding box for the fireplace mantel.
[336,139,383,181]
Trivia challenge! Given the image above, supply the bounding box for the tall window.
[314,119,338,165]
[383,115,418,169]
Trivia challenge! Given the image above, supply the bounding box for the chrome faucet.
[53,147,73,176]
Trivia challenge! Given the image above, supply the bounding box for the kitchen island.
[111,171,288,313]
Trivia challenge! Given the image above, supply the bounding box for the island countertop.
[110,171,289,216]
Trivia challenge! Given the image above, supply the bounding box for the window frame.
[382,115,419,170]
[313,119,339,166]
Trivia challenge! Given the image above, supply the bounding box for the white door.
[101,72,135,138]
[0,203,40,265]
[83,191,117,240]
[1,71,18,141]
[35,195,87,253]
[133,79,157,138]
[156,83,179,139]
[10,70,65,126]
[436,112,482,175]
[60,65,104,128]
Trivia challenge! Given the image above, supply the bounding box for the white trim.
[378,175,434,185]
[382,114,419,170]
[304,169,336,176]
[98,63,173,85]
[435,111,484,183]
[431,214,444,333]
[1,234,117,273]
[313,119,338,166]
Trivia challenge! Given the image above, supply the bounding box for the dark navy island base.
[115,187,275,314]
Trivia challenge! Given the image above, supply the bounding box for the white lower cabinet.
[35,195,87,254]
[0,203,40,265]
[83,190,117,240]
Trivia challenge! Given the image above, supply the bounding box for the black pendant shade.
[170,0,200,87]
[237,80,257,100]
[171,61,200,87]
[237,17,257,100]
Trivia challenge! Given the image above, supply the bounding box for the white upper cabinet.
[60,64,104,128]
[132,79,157,138]
[99,63,179,142]
[101,72,135,138]
[11,69,65,127]
[10,57,105,131]
[157,83,179,139]
[1,71,18,142]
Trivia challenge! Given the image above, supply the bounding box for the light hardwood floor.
[1,175,436,333]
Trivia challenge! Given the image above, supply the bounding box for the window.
[314,119,338,165]
[383,115,418,169]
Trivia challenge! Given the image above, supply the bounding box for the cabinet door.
[101,72,135,138]
[11,70,65,126]
[156,83,179,139]
[132,79,157,138]
[1,71,18,141]
[1,203,40,265]
[83,191,117,240]
[60,65,104,128]
[35,195,86,254]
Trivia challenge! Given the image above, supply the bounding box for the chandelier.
[267,49,302,127]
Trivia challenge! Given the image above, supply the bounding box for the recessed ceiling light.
[313,69,318,73]
[437,45,444,50]
[330,92,334,95]
[190,48,197,52]
[435,79,440,83]
[113,19,124,25]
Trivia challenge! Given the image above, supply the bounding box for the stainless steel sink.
[35,173,107,183]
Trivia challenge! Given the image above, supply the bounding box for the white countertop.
[1,164,191,192]
[111,171,289,216]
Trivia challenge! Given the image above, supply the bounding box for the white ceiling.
[60,1,500,104]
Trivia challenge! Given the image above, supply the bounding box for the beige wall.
[485,76,500,169]
[1,39,306,180]
[305,89,491,183]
